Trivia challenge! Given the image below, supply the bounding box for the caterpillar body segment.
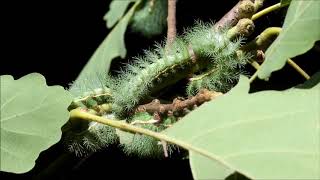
[110,22,250,117]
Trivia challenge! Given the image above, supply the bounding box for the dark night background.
[1,0,319,179]
[1,0,283,88]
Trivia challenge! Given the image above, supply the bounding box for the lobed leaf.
[0,73,72,173]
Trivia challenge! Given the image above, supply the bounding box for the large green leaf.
[0,73,72,173]
[163,76,320,179]
[104,0,136,28]
[70,0,141,93]
[257,0,320,80]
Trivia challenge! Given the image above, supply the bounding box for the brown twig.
[166,0,177,45]
[135,89,223,116]
[214,0,258,29]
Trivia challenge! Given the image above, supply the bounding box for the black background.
[1,0,319,179]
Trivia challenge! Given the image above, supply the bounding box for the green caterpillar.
[65,21,250,157]
[62,117,118,157]
[64,81,116,157]
[108,22,250,118]
[68,87,111,110]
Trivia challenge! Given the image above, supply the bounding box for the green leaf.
[70,0,141,93]
[280,0,291,6]
[104,0,136,28]
[130,0,168,38]
[189,152,233,180]
[0,73,72,173]
[163,76,320,179]
[257,0,320,80]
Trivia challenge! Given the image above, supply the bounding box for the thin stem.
[167,0,176,45]
[251,3,286,21]
[287,59,310,80]
[249,71,259,84]
[241,26,310,81]
[69,109,246,178]
[250,60,261,70]
[249,60,261,83]
[250,58,310,82]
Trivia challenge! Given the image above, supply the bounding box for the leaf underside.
[104,0,136,28]
[0,73,72,173]
[257,0,320,79]
[163,76,320,179]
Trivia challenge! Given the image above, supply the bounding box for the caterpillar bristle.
[68,70,109,98]
[64,20,251,157]
[62,117,118,157]
[108,21,251,117]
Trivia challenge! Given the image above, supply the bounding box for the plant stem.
[249,60,261,83]
[69,109,239,176]
[250,60,261,70]
[251,3,286,21]
[214,0,256,29]
[287,59,310,80]
[249,71,259,83]
[241,27,310,81]
[249,58,311,83]
[167,0,176,45]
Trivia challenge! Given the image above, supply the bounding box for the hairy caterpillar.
[185,24,249,95]
[64,21,250,157]
[64,75,117,157]
[130,0,168,38]
[68,87,111,110]
[62,116,118,157]
[108,21,250,117]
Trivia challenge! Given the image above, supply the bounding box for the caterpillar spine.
[64,73,117,157]
[62,118,118,157]
[109,38,196,117]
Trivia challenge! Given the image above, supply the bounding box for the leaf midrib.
[1,93,61,123]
